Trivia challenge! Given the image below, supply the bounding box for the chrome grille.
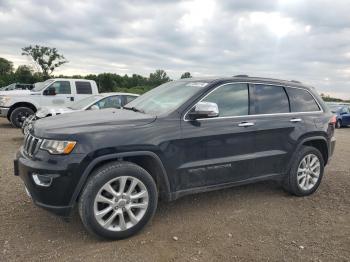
[23,133,42,157]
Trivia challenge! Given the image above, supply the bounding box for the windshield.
[6,84,16,90]
[31,80,54,92]
[69,95,103,110]
[124,81,209,115]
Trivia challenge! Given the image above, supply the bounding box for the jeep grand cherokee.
[14,76,336,239]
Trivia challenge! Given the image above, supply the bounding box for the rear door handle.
[290,118,302,123]
[238,122,255,127]
[67,96,74,101]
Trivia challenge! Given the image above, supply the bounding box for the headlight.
[40,139,76,154]
[0,96,11,106]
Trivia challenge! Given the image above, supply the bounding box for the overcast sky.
[0,0,349,98]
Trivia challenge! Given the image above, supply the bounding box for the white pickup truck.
[0,78,99,127]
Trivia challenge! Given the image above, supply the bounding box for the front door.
[177,83,256,191]
[41,80,73,107]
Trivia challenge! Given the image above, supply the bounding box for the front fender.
[69,151,171,207]
[9,97,40,109]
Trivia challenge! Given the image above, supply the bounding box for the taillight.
[330,115,337,125]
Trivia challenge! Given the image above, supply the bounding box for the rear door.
[251,84,322,178]
[250,84,296,178]
[74,81,93,102]
[178,83,256,191]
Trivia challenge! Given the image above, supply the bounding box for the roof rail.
[290,80,301,83]
[234,74,249,77]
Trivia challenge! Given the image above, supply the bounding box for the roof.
[178,76,315,90]
[49,78,97,81]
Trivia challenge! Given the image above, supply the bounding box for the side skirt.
[170,173,284,200]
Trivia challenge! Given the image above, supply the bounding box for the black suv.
[14,76,336,239]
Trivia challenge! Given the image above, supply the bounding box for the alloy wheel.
[297,154,321,191]
[93,176,149,231]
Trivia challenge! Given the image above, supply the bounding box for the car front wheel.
[10,107,34,128]
[78,161,158,240]
[283,146,324,196]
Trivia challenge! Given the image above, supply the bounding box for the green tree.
[97,73,116,92]
[180,72,192,79]
[21,45,68,77]
[0,57,14,75]
[149,69,171,86]
[15,65,34,83]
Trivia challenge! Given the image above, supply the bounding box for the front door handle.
[67,96,74,101]
[290,118,302,123]
[238,122,255,127]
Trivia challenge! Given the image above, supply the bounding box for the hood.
[36,106,75,118]
[0,89,32,96]
[33,108,156,138]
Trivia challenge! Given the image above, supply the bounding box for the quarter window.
[76,81,92,94]
[49,81,71,94]
[286,87,320,112]
[202,83,249,117]
[254,85,289,114]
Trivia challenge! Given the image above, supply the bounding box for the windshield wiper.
[123,106,145,114]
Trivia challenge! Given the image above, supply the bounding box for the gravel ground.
[0,118,349,261]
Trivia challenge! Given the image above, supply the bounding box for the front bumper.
[0,106,9,117]
[14,148,86,217]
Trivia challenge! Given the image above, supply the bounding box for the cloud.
[0,0,349,98]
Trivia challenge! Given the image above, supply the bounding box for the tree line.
[0,45,192,94]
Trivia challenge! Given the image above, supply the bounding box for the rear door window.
[254,85,289,114]
[76,81,92,94]
[286,87,320,112]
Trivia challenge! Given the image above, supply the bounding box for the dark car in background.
[14,76,336,240]
[327,103,350,128]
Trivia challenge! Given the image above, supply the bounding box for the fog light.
[32,173,53,187]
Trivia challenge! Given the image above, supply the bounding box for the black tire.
[10,107,34,128]
[283,146,324,196]
[336,119,342,129]
[78,161,158,240]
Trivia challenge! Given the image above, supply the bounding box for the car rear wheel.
[10,107,34,128]
[283,146,324,196]
[78,161,158,240]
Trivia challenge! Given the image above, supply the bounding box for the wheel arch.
[302,138,329,166]
[8,102,37,118]
[70,151,172,207]
[289,136,329,171]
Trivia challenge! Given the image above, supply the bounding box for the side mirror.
[43,87,56,96]
[187,102,219,120]
[90,105,99,110]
